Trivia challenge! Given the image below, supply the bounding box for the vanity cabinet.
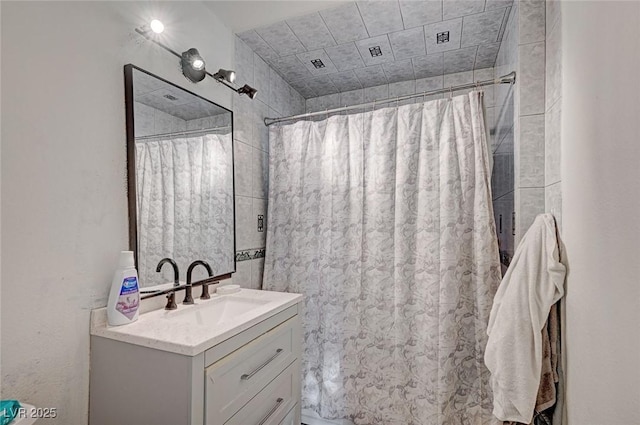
[90,299,302,425]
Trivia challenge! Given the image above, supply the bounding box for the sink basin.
[165,295,271,326]
[91,288,303,356]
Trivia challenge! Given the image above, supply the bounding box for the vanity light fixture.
[181,48,206,83]
[237,84,258,100]
[149,19,165,34]
[212,69,236,84]
[134,23,258,98]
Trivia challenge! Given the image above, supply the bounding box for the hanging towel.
[485,213,566,423]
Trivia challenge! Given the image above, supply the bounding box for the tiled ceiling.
[237,0,513,98]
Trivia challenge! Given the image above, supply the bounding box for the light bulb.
[191,58,205,70]
[150,19,164,34]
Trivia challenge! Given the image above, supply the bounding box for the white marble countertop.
[90,289,302,356]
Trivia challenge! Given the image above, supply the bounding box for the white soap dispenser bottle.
[107,251,140,326]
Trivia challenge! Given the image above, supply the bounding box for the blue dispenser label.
[116,276,139,320]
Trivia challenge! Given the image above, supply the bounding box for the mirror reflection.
[127,65,235,287]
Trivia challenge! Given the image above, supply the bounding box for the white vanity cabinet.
[89,291,302,425]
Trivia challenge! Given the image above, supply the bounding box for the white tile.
[518,42,545,116]
[443,46,477,74]
[253,55,271,106]
[416,75,444,93]
[233,95,252,144]
[307,94,341,113]
[332,71,363,92]
[286,12,337,50]
[486,0,513,10]
[424,18,463,54]
[389,27,427,60]
[356,35,396,66]
[357,1,404,36]
[252,147,269,199]
[235,195,253,250]
[383,59,416,83]
[232,259,251,288]
[289,80,316,99]
[235,36,254,87]
[256,21,306,56]
[545,21,561,112]
[237,30,279,63]
[545,100,561,186]
[545,182,562,231]
[320,3,369,44]
[399,0,443,29]
[296,49,339,76]
[133,102,155,137]
[364,84,389,103]
[443,0,485,20]
[268,55,312,81]
[324,43,366,72]
[546,0,561,36]
[253,100,270,152]
[306,75,340,96]
[475,42,500,68]
[233,140,252,197]
[461,8,506,47]
[389,80,416,98]
[340,89,365,107]
[519,0,545,44]
[250,257,266,290]
[516,187,544,243]
[412,54,444,79]
[518,114,545,188]
[354,65,388,87]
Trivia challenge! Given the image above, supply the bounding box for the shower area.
[224,1,554,423]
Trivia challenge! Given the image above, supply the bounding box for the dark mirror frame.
[124,64,236,284]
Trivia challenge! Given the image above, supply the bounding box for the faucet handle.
[165,291,177,310]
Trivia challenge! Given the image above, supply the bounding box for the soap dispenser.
[107,251,140,326]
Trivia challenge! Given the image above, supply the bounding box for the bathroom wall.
[231,36,305,291]
[561,1,640,422]
[545,0,561,228]
[1,2,235,423]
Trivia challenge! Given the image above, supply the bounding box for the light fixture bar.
[134,27,257,99]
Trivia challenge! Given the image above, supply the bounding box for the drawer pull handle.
[241,348,284,381]
[256,397,284,425]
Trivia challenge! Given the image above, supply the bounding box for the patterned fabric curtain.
[263,92,502,425]
[135,133,233,286]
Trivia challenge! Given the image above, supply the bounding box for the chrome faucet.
[155,257,179,310]
[185,260,213,304]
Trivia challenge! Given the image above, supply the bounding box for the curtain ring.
[448,86,453,100]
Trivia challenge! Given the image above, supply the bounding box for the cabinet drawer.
[279,404,298,425]
[224,361,299,425]
[206,317,298,424]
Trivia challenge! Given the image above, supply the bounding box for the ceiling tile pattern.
[238,0,513,99]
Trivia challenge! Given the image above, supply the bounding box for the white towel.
[484,213,566,423]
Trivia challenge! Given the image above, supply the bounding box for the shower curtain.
[135,133,233,286]
[263,92,502,425]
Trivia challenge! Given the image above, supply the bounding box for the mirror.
[124,65,235,287]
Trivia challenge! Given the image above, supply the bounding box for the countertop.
[90,289,302,356]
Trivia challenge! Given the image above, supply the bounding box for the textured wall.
[1,2,233,423]
[232,36,305,290]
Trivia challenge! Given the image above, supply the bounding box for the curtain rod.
[135,126,231,141]
[264,71,516,126]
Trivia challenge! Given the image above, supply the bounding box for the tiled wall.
[133,102,231,137]
[232,36,305,290]
[545,0,562,230]
[305,67,496,115]
[493,1,549,251]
